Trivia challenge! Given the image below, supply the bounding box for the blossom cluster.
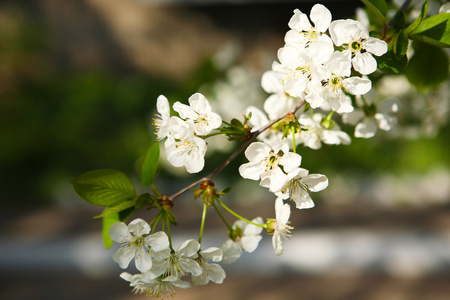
[110,3,402,298]
[154,92,222,173]
[110,218,226,297]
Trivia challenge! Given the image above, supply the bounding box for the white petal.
[242,217,264,235]
[292,193,315,209]
[221,240,241,265]
[352,52,378,75]
[275,197,291,224]
[363,37,388,56]
[244,142,271,162]
[188,93,211,113]
[272,232,284,256]
[109,222,132,243]
[177,239,200,257]
[146,231,170,252]
[355,117,377,138]
[113,246,135,269]
[240,235,263,253]
[156,95,170,117]
[239,161,264,180]
[207,263,226,284]
[304,174,329,192]
[344,77,372,95]
[246,106,269,130]
[261,70,283,93]
[135,247,153,273]
[201,247,223,262]
[280,152,302,172]
[128,218,151,236]
[310,4,332,32]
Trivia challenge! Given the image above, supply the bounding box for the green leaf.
[102,213,120,249]
[72,169,136,206]
[393,30,409,60]
[361,0,387,21]
[409,13,450,47]
[94,200,136,218]
[405,42,449,90]
[376,50,408,74]
[404,0,428,34]
[392,10,406,32]
[141,142,160,186]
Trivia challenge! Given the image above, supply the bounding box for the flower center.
[350,40,362,53]
[175,139,198,155]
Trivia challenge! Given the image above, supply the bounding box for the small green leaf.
[392,10,406,32]
[102,213,120,249]
[94,200,136,219]
[409,13,450,47]
[376,50,408,74]
[361,0,387,21]
[141,142,160,186]
[405,42,449,90]
[393,30,409,60]
[404,0,428,34]
[72,169,136,206]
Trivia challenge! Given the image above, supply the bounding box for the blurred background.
[1,0,449,299]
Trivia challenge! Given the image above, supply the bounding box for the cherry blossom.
[164,117,207,173]
[153,95,172,140]
[276,167,329,209]
[266,197,293,256]
[221,217,264,264]
[329,19,387,75]
[192,247,226,286]
[120,272,191,298]
[285,4,334,62]
[239,141,302,192]
[173,93,222,136]
[109,218,169,273]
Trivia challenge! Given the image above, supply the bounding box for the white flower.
[153,95,171,140]
[221,217,264,264]
[261,70,297,120]
[239,141,302,192]
[192,247,226,286]
[164,117,207,173]
[173,93,222,136]
[267,197,293,256]
[321,51,372,113]
[343,98,400,138]
[273,45,328,99]
[298,113,351,149]
[329,19,387,75]
[109,218,169,273]
[120,272,191,298]
[150,239,202,280]
[276,167,328,209]
[285,4,334,62]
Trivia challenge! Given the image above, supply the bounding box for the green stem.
[150,212,163,234]
[202,131,224,139]
[216,198,265,228]
[198,204,207,244]
[213,201,232,231]
[166,217,173,250]
[291,127,297,153]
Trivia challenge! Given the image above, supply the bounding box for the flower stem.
[213,201,232,231]
[198,204,207,244]
[166,217,173,250]
[216,198,265,228]
[151,212,163,234]
[291,127,297,153]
